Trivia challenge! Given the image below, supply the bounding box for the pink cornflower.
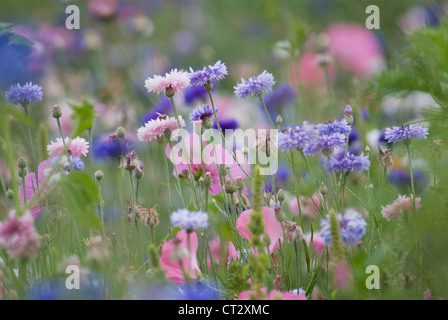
[47,137,89,158]
[236,207,283,253]
[160,230,200,285]
[237,288,307,300]
[381,195,421,221]
[0,211,41,260]
[144,69,190,96]
[288,193,321,219]
[47,137,70,157]
[137,115,186,142]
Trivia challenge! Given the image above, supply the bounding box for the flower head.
[234,71,275,99]
[384,124,428,144]
[189,105,217,122]
[381,194,421,221]
[140,97,172,124]
[137,115,186,142]
[320,210,367,246]
[188,60,228,86]
[319,119,352,136]
[277,122,319,151]
[0,211,41,260]
[170,209,209,231]
[69,137,89,158]
[5,82,43,106]
[305,133,346,156]
[327,152,370,174]
[69,156,84,171]
[144,69,190,96]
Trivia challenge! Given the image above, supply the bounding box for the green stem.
[57,118,74,172]
[98,180,106,239]
[406,144,416,210]
[258,94,275,129]
[128,171,137,264]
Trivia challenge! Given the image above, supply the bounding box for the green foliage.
[69,99,96,138]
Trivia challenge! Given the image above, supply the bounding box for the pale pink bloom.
[289,193,321,219]
[236,207,283,253]
[137,115,186,142]
[237,288,307,300]
[423,288,431,300]
[166,133,250,195]
[145,69,190,95]
[69,137,89,158]
[160,230,200,285]
[207,236,238,268]
[290,53,335,88]
[326,23,384,77]
[274,274,281,290]
[381,195,421,221]
[47,137,71,157]
[0,211,41,260]
[305,232,326,254]
[18,159,52,217]
[332,260,351,290]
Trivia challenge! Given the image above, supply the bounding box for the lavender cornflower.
[234,71,275,99]
[327,152,370,174]
[212,118,239,132]
[260,83,297,113]
[5,82,43,106]
[304,133,346,156]
[384,124,428,144]
[170,209,209,232]
[320,210,367,246]
[189,105,218,122]
[277,122,319,151]
[319,119,352,136]
[188,61,228,87]
[67,156,84,171]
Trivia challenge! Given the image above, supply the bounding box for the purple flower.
[278,122,319,151]
[318,119,352,136]
[384,124,428,144]
[327,152,370,174]
[234,71,275,99]
[320,210,367,246]
[184,85,211,105]
[387,168,427,194]
[304,133,346,156]
[141,97,172,124]
[263,164,290,193]
[213,118,239,131]
[260,83,297,113]
[170,209,209,231]
[5,82,43,105]
[189,105,217,122]
[188,61,228,86]
[68,156,84,171]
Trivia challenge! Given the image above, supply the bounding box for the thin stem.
[128,171,137,264]
[57,118,74,172]
[21,176,27,204]
[97,180,106,239]
[258,94,275,129]
[406,144,416,210]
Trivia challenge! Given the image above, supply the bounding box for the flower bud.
[235,177,245,191]
[95,170,104,181]
[277,189,285,202]
[17,157,27,169]
[52,105,62,119]
[6,188,14,199]
[344,105,354,125]
[204,172,213,187]
[165,86,175,98]
[283,221,305,242]
[224,180,236,194]
[276,115,283,126]
[319,182,327,195]
[274,205,285,222]
[115,126,126,139]
[377,145,393,168]
[203,81,213,92]
[203,117,213,130]
[18,168,27,178]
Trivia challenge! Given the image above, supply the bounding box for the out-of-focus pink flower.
[160,230,200,285]
[423,288,431,300]
[290,53,335,88]
[207,236,238,268]
[381,195,421,221]
[18,159,52,217]
[88,0,119,20]
[145,69,190,95]
[288,193,321,219]
[305,232,326,254]
[0,211,41,260]
[237,288,307,300]
[326,23,384,78]
[138,115,186,142]
[274,274,281,290]
[332,260,351,290]
[236,207,283,253]
[47,137,89,158]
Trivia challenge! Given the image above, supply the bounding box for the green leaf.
[59,172,101,230]
[69,99,96,138]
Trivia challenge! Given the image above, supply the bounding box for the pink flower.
[381,195,421,221]
[305,232,325,254]
[166,133,250,195]
[289,193,321,219]
[423,288,431,300]
[160,230,200,284]
[145,69,190,95]
[237,288,307,300]
[332,260,351,290]
[326,23,384,77]
[69,137,89,158]
[18,159,52,217]
[236,207,283,253]
[290,53,335,88]
[137,115,186,142]
[0,211,41,260]
[207,237,238,268]
[47,137,71,157]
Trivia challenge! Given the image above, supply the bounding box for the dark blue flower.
[263,164,290,193]
[189,105,217,121]
[387,168,427,194]
[259,83,297,119]
[184,85,211,105]
[5,82,43,105]
[213,118,239,132]
[320,210,367,246]
[141,97,172,124]
[93,134,131,159]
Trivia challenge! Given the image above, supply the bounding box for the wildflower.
[327,152,370,174]
[68,156,84,171]
[234,71,275,99]
[0,211,41,260]
[305,132,346,156]
[212,118,239,131]
[283,221,305,242]
[170,209,208,232]
[94,170,104,181]
[5,82,43,106]
[52,105,62,119]
[137,115,186,142]
[259,83,297,118]
[160,230,200,284]
[144,69,190,96]
[344,105,354,125]
[289,193,321,219]
[207,237,237,268]
[189,105,217,122]
[277,122,319,151]
[384,124,428,144]
[236,207,283,253]
[47,137,70,157]
[93,133,131,159]
[381,195,421,221]
[142,205,160,227]
[47,137,89,158]
[188,60,228,87]
[319,119,352,136]
[320,209,367,246]
[122,150,141,172]
[237,288,307,300]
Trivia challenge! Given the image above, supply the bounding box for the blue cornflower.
[384,124,428,144]
[93,134,131,159]
[278,122,319,151]
[141,97,172,124]
[170,209,209,231]
[234,71,275,99]
[263,164,290,193]
[387,168,427,194]
[189,105,218,122]
[304,133,346,156]
[69,156,84,171]
[318,119,352,136]
[326,152,370,174]
[260,83,297,113]
[188,60,228,86]
[320,210,367,246]
[184,85,211,105]
[212,118,239,132]
[5,82,43,106]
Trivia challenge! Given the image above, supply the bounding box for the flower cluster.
[188,60,228,86]
[47,137,89,158]
[326,152,371,174]
[137,115,186,142]
[320,210,367,246]
[144,69,190,96]
[381,195,421,220]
